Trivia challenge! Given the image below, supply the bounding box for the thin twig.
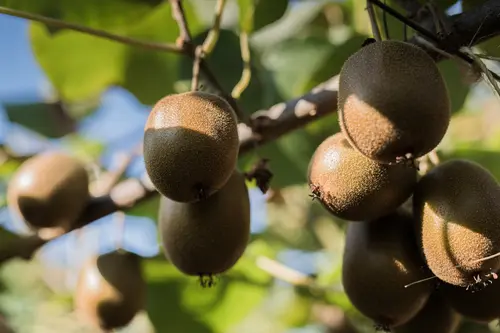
[191,46,203,91]
[200,0,227,56]
[169,0,192,45]
[169,0,246,123]
[231,31,252,99]
[369,0,439,42]
[366,0,382,41]
[382,0,390,40]
[0,6,182,53]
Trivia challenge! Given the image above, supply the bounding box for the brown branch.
[2,0,500,264]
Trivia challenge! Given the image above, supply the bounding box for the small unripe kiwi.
[342,210,434,330]
[338,40,451,164]
[143,91,239,203]
[7,151,89,232]
[394,292,461,333]
[308,132,416,221]
[74,251,146,331]
[442,279,500,323]
[159,170,250,284]
[413,159,500,288]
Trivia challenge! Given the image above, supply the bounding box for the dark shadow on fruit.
[393,290,461,333]
[442,278,500,323]
[342,211,434,329]
[144,127,238,203]
[413,159,500,288]
[337,41,451,164]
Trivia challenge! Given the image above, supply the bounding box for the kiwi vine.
[1,1,500,333]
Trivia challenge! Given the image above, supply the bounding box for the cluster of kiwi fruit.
[143,90,251,287]
[6,153,146,331]
[308,39,500,332]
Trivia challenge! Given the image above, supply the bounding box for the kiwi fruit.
[7,151,89,232]
[338,40,450,164]
[143,91,239,203]
[342,210,434,330]
[394,292,461,333]
[442,278,500,323]
[413,159,500,288]
[159,170,250,285]
[307,132,417,221]
[0,316,14,333]
[74,251,146,331]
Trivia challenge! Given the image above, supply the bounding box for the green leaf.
[29,2,204,104]
[144,242,272,333]
[29,23,128,102]
[3,102,76,138]
[237,0,288,33]
[0,0,163,30]
[179,28,277,115]
[437,59,471,114]
[262,34,365,100]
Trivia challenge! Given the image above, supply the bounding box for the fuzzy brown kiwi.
[7,151,89,232]
[159,170,250,286]
[338,40,450,164]
[143,91,239,203]
[442,277,500,323]
[342,210,434,331]
[307,132,417,221]
[74,251,146,331]
[413,159,500,288]
[393,292,462,333]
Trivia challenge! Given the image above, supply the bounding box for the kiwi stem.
[366,0,383,41]
[405,252,500,289]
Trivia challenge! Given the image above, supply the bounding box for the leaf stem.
[0,6,182,53]
[366,0,382,41]
[231,31,252,99]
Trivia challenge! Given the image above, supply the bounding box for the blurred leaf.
[29,23,128,103]
[237,0,288,33]
[144,241,273,333]
[261,34,365,100]
[441,148,500,181]
[0,0,163,30]
[62,133,105,162]
[4,102,76,138]
[437,59,472,114]
[179,28,277,115]
[127,195,161,222]
[250,1,331,50]
[29,2,204,105]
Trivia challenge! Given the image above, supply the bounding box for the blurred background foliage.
[0,0,499,332]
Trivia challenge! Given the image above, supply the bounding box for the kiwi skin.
[413,159,500,288]
[442,278,500,323]
[308,132,417,221]
[342,209,434,330]
[338,40,450,164]
[393,291,461,333]
[74,251,146,331]
[159,170,250,280]
[143,91,239,203]
[7,151,89,232]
